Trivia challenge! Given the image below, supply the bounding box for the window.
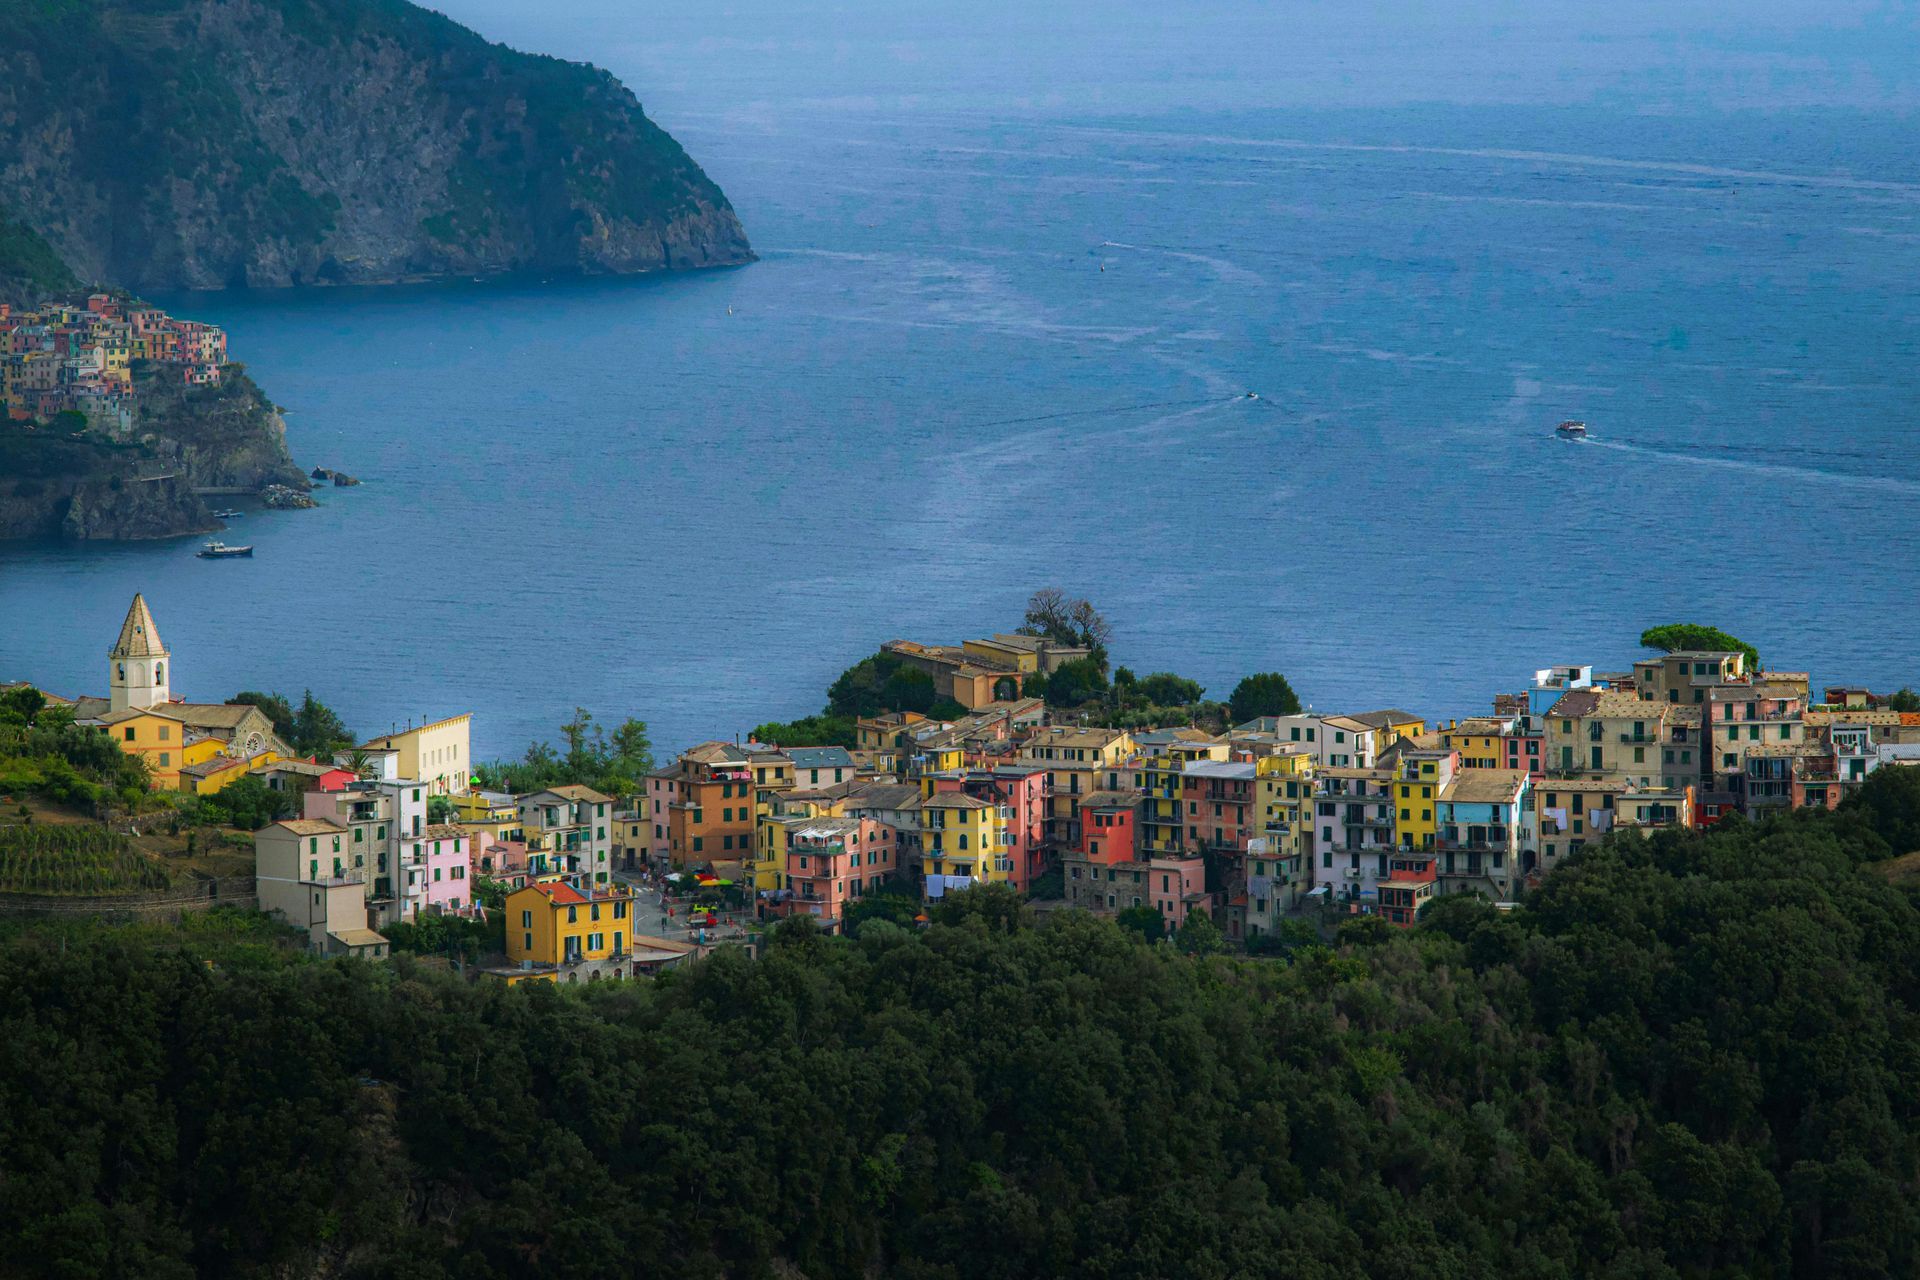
[523,932,533,951]
[124,726,135,741]
[693,836,703,853]
[159,752,170,766]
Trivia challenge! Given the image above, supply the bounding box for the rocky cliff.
[0,368,306,541]
[0,0,752,292]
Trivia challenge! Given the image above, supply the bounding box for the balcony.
[1617,733,1654,744]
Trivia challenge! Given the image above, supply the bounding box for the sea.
[4,1,1919,758]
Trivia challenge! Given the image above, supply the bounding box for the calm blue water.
[4,4,1920,757]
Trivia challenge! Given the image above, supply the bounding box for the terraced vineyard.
[0,824,174,895]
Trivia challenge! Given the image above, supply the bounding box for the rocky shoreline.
[0,368,312,542]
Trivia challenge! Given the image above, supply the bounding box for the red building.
[1377,853,1438,927]
[1077,791,1138,863]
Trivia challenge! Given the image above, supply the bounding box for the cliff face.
[0,368,303,541]
[0,0,752,293]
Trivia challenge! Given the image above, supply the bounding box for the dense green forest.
[0,202,79,307]
[4,772,1919,1277]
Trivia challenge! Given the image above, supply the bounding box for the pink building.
[775,815,897,934]
[1180,761,1256,853]
[416,823,473,915]
[475,839,532,889]
[1501,727,1545,779]
[642,770,679,862]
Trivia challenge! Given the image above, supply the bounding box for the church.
[70,594,290,790]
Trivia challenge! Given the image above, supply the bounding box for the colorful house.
[1376,853,1438,927]
[360,713,472,796]
[1433,768,1531,900]
[915,792,1003,895]
[410,824,473,915]
[1393,748,1458,851]
[504,879,638,979]
[771,816,898,932]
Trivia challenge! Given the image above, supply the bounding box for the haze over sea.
[5,1,1919,756]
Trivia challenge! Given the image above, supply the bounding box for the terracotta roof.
[180,755,246,778]
[1080,789,1142,808]
[268,818,348,836]
[94,705,186,726]
[546,783,613,804]
[110,593,165,658]
[915,792,993,810]
[1347,709,1424,729]
[1439,770,1529,803]
[418,823,466,841]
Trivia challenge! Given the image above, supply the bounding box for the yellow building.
[1438,718,1507,770]
[504,879,637,974]
[179,749,281,796]
[94,708,203,788]
[1353,710,1427,747]
[916,792,1007,886]
[1125,741,1223,855]
[1393,749,1457,851]
[361,713,473,795]
[1250,749,1315,927]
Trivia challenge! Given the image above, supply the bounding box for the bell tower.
[109,593,170,713]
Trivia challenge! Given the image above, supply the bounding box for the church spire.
[111,593,166,659]
[109,594,170,713]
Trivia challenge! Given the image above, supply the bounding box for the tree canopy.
[475,707,653,796]
[230,688,355,757]
[1018,588,1113,663]
[1229,671,1302,722]
[4,780,1916,1277]
[1640,623,1762,672]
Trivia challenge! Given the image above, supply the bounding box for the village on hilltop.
[10,593,1920,983]
[1,294,227,433]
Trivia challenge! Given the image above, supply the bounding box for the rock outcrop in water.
[0,0,752,292]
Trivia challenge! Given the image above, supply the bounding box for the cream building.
[361,713,472,795]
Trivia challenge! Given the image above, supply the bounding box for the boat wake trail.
[1576,437,1920,496]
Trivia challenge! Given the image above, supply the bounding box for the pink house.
[475,839,531,889]
[416,823,473,915]
[1145,855,1208,929]
[775,815,897,934]
[643,770,679,862]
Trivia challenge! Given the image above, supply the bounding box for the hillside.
[0,204,78,307]
[0,0,752,292]
[1,771,1917,1276]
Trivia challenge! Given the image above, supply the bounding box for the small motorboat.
[197,540,254,559]
[1555,419,1588,440]
[212,508,243,519]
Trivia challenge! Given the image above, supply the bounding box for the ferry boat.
[196,540,254,559]
[1555,419,1588,440]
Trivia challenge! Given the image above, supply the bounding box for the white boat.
[197,540,254,559]
[1555,420,1588,440]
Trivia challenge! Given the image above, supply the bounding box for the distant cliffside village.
[1,294,226,434]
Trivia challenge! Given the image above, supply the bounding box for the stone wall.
[0,874,256,919]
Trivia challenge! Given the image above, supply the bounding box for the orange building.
[666,742,760,865]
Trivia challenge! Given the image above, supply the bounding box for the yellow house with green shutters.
[505,878,637,974]
[93,707,214,789]
[916,792,1006,886]
[1393,749,1458,850]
